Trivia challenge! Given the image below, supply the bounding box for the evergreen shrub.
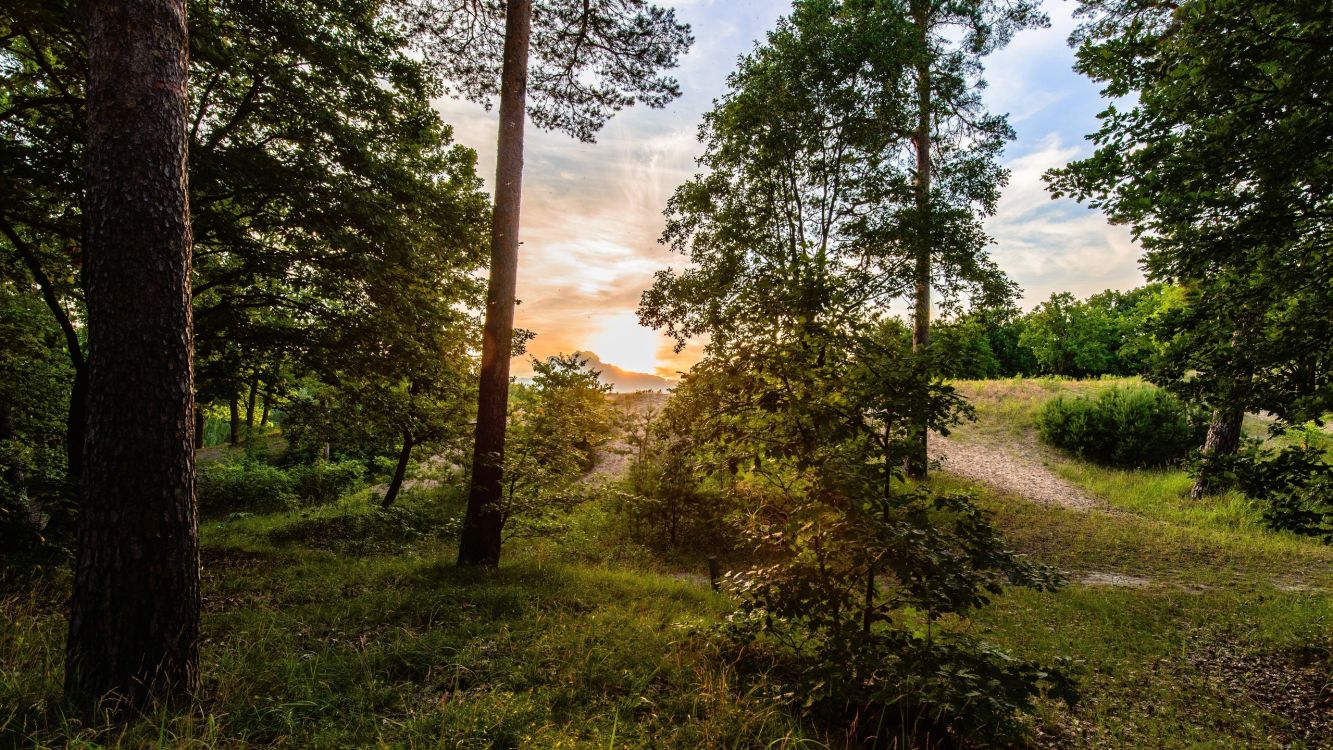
[1037,387,1203,468]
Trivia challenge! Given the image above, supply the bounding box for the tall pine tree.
[66,0,199,710]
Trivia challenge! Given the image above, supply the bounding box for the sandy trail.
[927,433,1108,513]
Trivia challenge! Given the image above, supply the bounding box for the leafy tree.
[931,314,1002,379]
[3,0,492,502]
[0,282,72,557]
[1019,291,1116,377]
[640,4,1074,739]
[0,0,89,481]
[1048,0,1333,497]
[641,0,918,359]
[65,0,198,710]
[413,0,694,566]
[496,353,613,539]
[1016,286,1178,378]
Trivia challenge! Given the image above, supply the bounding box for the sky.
[432,0,1144,390]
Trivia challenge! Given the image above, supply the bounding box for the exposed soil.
[927,433,1107,513]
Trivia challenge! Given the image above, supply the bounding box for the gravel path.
[927,434,1107,513]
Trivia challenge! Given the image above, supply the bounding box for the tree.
[641,0,918,360]
[1019,292,1115,377]
[495,353,613,538]
[412,0,693,566]
[3,0,492,506]
[1048,0,1333,497]
[65,0,198,710]
[639,11,1075,736]
[0,0,88,484]
[896,0,1047,478]
[0,282,72,556]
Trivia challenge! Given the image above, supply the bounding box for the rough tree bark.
[458,0,532,567]
[65,0,199,711]
[905,0,933,480]
[1190,406,1244,500]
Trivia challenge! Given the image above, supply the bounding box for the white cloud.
[987,134,1145,306]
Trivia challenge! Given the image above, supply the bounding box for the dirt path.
[927,434,1107,513]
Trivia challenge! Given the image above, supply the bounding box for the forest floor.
[3,378,1332,749]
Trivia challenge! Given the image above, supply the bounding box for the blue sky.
[434,0,1143,386]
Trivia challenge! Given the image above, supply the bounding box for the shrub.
[287,459,364,506]
[198,459,295,514]
[721,487,1076,746]
[1216,443,1333,541]
[1037,386,1204,468]
[615,458,730,552]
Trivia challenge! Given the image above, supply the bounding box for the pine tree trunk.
[229,395,239,446]
[382,431,414,509]
[458,0,532,567]
[905,1,932,481]
[66,0,199,711]
[1190,406,1244,499]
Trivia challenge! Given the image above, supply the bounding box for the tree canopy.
[1048,0,1333,425]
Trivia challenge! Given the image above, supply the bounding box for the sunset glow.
[440,0,1143,383]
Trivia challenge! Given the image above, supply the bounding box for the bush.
[287,459,364,506]
[198,459,295,514]
[1219,443,1333,541]
[1037,386,1204,468]
[199,458,364,514]
[615,458,731,552]
[721,488,1076,746]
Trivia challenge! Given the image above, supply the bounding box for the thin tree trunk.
[245,370,259,429]
[862,562,876,636]
[382,431,414,509]
[259,385,272,427]
[0,218,88,482]
[66,0,199,711]
[905,1,933,481]
[194,402,205,450]
[1190,406,1244,499]
[228,395,240,446]
[67,365,88,483]
[458,0,532,567]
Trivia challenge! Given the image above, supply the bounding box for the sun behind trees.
[399,0,693,566]
[2,0,1332,744]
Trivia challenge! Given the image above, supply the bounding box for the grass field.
[3,377,1331,748]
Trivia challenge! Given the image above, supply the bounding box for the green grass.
[1,487,813,749]
[6,380,1333,748]
[928,378,1333,749]
[971,483,1333,749]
